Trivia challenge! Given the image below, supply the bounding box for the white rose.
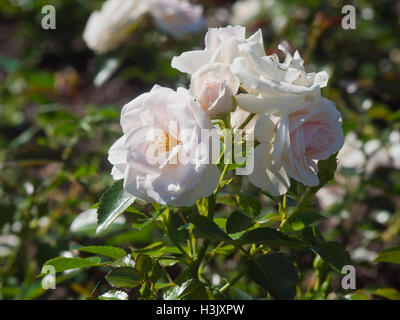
[232,44,329,103]
[83,0,149,54]
[108,85,220,206]
[247,113,291,196]
[171,25,266,75]
[190,63,240,119]
[149,0,205,39]
[249,96,344,195]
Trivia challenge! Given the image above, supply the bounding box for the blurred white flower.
[365,137,400,173]
[315,185,345,211]
[337,132,366,171]
[0,234,19,257]
[230,0,260,26]
[149,0,205,39]
[230,0,276,26]
[389,130,400,168]
[351,247,377,263]
[338,130,400,175]
[108,85,220,206]
[190,63,240,119]
[271,15,288,33]
[83,0,149,54]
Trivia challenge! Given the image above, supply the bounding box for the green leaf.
[107,255,136,268]
[373,247,400,264]
[373,288,400,300]
[39,257,102,276]
[188,215,231,242]
[135,254,163,282]
[97,180,135,234]
[163,279,209,300]
[313,153,338,190]
[245,253,298,300]
[311,242,351,272]
[216,194,237,207]
[105,268,140,288]
[285,210,326,231]
[131,217,154,230]
[298,154,339,208]
[237,192,262,217]
[226,211,254,234]
[149,260,164,283]
[233,288,254,300]
[98,290,128,300]
[132,242,165,255]
[238,228,304,247]
[76,246,127,260]
[345,290,370,300]
[196,198,209,216]
[135,254,153,280]
[164,280,193,300]
[298,226,325,244]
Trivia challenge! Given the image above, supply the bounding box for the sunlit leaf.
[97,180,135,234]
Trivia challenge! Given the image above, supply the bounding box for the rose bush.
[4,0,400,302]
[43,24,355,301]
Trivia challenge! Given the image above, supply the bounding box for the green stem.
[193,194,216,279]
[199,241,225,274]
[238,113,256,130]
[219,270,245,294]
[297,187,315,209]
[214,163,230,195]
[158,221,191,263]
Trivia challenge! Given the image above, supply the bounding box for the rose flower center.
[156,131,180,154]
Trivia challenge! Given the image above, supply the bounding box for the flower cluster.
[83,0,205,54]
[108,25,344,206]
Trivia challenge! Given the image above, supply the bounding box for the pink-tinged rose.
[190,63,240,119]
[249,96,344,195]
[108,85,220,206]
[273,96,344,187]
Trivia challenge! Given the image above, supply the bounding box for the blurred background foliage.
[0,0,399,300]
